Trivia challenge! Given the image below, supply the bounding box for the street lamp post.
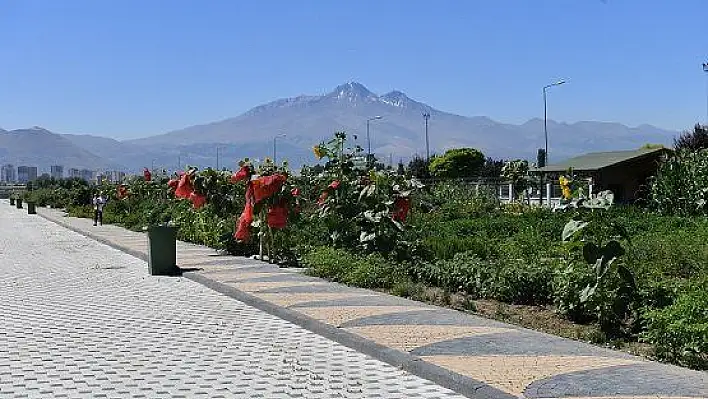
[273,133,286,164]
[703,62,708,125]
[366,116,383,167]
[423,112,431,162]
[543,80,566,166]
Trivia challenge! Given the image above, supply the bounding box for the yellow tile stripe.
[421,355,641,396]
[346,325,514,352]
[296,306,428,327]
[253,292,376,307]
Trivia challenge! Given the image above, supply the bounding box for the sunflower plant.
[303,132,422,256]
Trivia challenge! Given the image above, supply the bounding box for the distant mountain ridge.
[0,127,123,172]
[2,81,679,172]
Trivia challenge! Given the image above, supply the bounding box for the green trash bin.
[27,201,36,215]
[147,225,178,275]
[9,197,15,206]
[16,198,22,209]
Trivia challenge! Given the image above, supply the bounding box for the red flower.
[267,201,289,229]
[328,180,341,190]
[167,178,179,190]
[234,184,256,242]
[235,207,253,241]
[143,168,152,182]
[231,166,251,183]
[117,185,128,199]
[190,192,207,209]
[392,197,411,222]
[291,187,300,197]
[252,174,287,203]
[174,174,193,199]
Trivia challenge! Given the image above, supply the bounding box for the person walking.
[93,192,107,226]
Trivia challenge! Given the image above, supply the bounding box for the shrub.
[410,251,556,305]
[429,148,485,178]
[642,287,708,370]
[674,123,708,152]
[303,247,407,289]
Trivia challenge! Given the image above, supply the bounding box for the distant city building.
[80,169,95,182]
[106,170,126,183]
[68,168,81,179]
[50,165,64,179]
[1,164,16,183]
[40,173,50,180]
[17,166,38,183]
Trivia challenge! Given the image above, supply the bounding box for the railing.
[420,178,593,207]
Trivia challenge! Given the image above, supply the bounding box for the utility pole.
[366,116,383,167]
[543,80,567,166]
[423,111,431,162]
[273,134,286,164]
[216,146,220,170]
[703,62,708,125]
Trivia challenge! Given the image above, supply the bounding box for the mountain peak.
[380,90,412,107]
[328,81,377,103]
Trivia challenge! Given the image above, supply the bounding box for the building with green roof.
[534,147,672,202]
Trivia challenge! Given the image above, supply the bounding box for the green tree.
[674,124,708,152]
[407,155,431,178]
[428,148,485,178]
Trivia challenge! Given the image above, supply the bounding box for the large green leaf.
[583,242,601,264]
[602,240,625,260]
[562,220,588,242]
[579,283,597,303]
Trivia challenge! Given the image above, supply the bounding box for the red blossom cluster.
[116,185,128,200]
[168,171,207,210]
[231,165,295,242]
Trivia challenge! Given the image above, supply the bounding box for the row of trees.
[403,123,707,181]
[407,150,505,180]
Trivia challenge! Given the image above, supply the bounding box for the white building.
[17,166,38,183]
[1,164,16,183]
[50,165,64,179]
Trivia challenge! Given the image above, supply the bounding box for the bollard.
[27,201,36,215]
[147,225,178,275]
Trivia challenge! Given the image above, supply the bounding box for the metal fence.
[420,178,593,207]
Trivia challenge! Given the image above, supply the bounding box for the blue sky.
[1,0,706,139]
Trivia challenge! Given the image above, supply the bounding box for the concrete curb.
[37,210,514,399]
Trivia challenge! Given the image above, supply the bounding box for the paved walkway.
[20,203,708,398]
[0,203,468,398]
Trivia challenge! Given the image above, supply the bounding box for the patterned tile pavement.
[0,203,473,398]
[32,205,708,399]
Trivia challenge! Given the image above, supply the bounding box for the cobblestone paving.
[0,204,470,398]
[33,205,708,399]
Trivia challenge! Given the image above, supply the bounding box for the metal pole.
[423,112,431,162]
[216,147,220,170]
[703,63,708,125]
[543,87,548,166]
[273,137,277,164]
[366,119,371,167]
